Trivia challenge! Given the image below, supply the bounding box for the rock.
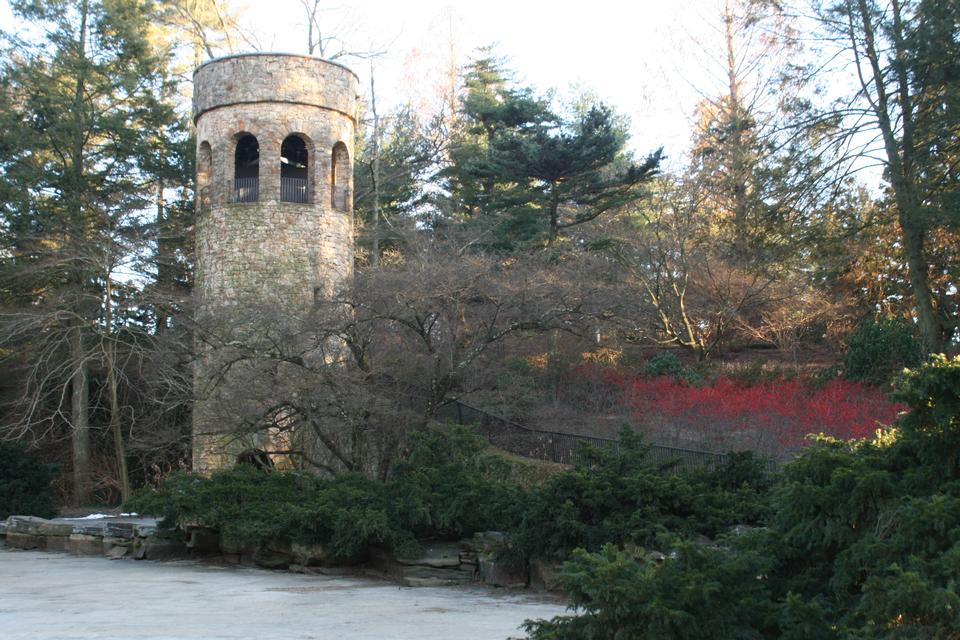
[105,522,136,539]
[396,541,463,568]
[5,532,46,550]
[134,523,157,538]
[6,516,74,537]
[252,547,292,570]
[291,542,331,566]
[45,536,69,553]
[67,534,104,555]
[71,522,108,536]
[186,527,220,553]
[479,557,527,588]
[529,558,564,592]
[141,536,188,561]
[106,545,129,559]
[400,565,474,588]
[0,520,7,535]
[102,536,133,558]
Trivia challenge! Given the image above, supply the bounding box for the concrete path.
[0,548,566,640]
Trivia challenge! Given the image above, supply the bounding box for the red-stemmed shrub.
[570,364,907,458]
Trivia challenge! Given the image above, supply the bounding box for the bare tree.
[299,0,388,60]
[193,228,599,478]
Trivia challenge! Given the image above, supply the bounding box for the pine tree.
[0,0,183,502]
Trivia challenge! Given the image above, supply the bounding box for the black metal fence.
[434,399,737,472]
[233,177,259,203]
[281,177,308,203]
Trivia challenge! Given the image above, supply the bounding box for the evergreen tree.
[0,0,184,502]
[444,50,660,249]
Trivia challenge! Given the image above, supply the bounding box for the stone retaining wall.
[0,516,559,592]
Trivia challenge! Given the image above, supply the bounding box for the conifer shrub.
[127,466,399,560]
[843,316,924,386]
[0,441,58,519]
[642,351,702,384]
[510,429,772,562]
[389,426,527,539]
[127,425,529,559]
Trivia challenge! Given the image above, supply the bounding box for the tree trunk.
[70,327,91,505]
[104,276,131,502]
[853,0,944,351]
[370,65,381,267]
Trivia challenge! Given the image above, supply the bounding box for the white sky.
[0,0,728,165]
[1,0,861,176]
[240,0,718,164]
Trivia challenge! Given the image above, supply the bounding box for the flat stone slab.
[0,549,565,640]
[6,516,73,537]
[52,515,159,537]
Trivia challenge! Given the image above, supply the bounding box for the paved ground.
[0,547,566,640]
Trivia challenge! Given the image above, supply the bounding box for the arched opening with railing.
[331,142,350,211]
[233,134,259,203]
[280,135,310,203]
[197,141,212,210]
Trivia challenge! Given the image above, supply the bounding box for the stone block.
[6,532,46,550]
[71,522,108,536]
[252,547,292,570]
[105,522,136,539]
[400,565,474,588]
[45,536,69,553]
[141,537,188,561]
[67,534,103,555]
[6,516,74,537]
[291,542,331,566]
[106,545,129,559]
[479,557,528,589]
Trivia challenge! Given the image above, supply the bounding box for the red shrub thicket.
[571,365,907,458]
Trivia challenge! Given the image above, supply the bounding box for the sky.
[0,0,853,174]
[0,0,729,166]
[239,0,718,164]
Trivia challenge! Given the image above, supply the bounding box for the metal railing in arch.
[233,177,259,203]
[281,177,308,203]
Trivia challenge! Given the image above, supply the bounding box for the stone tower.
[191,53,358,471]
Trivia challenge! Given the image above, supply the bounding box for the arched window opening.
[331,142,350,211]
[197,141,212,210]
[233,134,259,203]
[280,135,309,203]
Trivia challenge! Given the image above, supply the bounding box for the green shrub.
[127,425,529,559]
[643,352,702,384]
[511,429,772,562]
[127,466,399,560]
[389,426,528,539]
[0,441,58,519]
[843,317,923,386]
[524,537,777,640]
